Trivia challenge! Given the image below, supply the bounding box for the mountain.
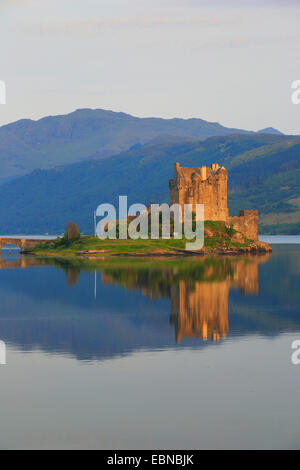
[257,127,284,135]
[0,133,299,235]
[0,108,253,183]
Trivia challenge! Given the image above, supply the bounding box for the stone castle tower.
[169,162,258,240]
[169,162,228,221]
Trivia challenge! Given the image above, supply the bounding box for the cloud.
[22,15,238,36]
[194,34,300,49]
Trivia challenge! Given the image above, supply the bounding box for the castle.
[169,162,258,240]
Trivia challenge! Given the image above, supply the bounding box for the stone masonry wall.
[169,163,228,221]
[227,210,258,241]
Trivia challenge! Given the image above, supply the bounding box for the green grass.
[33,236,186,255]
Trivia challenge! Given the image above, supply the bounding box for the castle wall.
[227,210,258,241]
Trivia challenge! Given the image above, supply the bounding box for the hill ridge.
[0,107,253,183]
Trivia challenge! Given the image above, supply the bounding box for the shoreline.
[28,240,272,259]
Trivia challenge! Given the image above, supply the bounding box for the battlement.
[173,162,225,182]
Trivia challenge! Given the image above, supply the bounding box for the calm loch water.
[0,243,300,449]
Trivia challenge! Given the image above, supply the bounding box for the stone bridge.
[0,237,50,253]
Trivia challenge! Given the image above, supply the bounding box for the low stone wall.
[227,210,258,241]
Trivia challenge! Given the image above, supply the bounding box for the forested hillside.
[0,133,299,234]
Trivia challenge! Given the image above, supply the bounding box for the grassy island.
[30,221,271,257]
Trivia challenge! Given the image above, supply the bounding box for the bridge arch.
[0,239,23,252]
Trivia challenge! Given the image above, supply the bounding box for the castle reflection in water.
[2,247,300,364]
[0,252,270,345]
[99,254,270,343]
[171,256,265,342]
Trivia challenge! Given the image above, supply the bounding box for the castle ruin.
[169,162,258,240]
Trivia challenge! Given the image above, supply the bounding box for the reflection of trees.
[66,268,80,286]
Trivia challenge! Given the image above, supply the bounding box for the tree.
[66,222,80,240]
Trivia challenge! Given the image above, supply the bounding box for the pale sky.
[1,0,300,133]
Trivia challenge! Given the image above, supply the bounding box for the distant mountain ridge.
[0,108,256,183]
[0,133,299,235]
[257,127,283,135]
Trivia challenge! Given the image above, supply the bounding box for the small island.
[28,220,271,258]
[25,162,271,257]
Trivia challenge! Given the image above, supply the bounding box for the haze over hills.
[0,108,256,184]
[0,133,299,235]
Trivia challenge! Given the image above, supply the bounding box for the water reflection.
[0,254,38,269]
[0,248,299,362]
[97,255,269,343]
